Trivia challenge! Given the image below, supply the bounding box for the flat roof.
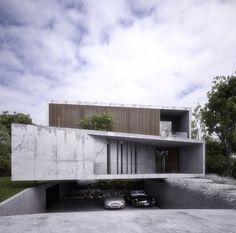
[89,130,204,146]
[50,100,191,112]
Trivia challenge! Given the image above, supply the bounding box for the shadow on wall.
[0,182,72,216]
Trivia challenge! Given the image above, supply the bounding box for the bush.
[206,138,236,177]
[0,157,11,176]
[79,112,116,131]
[0,126,10,176]
[232,160,236,179]
[0,111,33,176]
[205,139,225,175]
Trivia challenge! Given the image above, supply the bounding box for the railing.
[160,131,188,138]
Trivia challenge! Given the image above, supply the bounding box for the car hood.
[134,196,153,201]
[105,196,124,202]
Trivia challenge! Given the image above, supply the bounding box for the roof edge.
[50,100,191,111]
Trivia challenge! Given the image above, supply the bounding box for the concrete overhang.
[50,100,191,112]
[77,173,204,181]
[89,130,204,147]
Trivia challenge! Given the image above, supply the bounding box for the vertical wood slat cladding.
[49,103,160,135]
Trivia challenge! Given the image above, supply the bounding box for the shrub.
[205,139,225,175]
[79,112,116,131]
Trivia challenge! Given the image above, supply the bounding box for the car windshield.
[104,191,121,197]
[136,196,150,200]
[111,192,122,197]
[131,190,146,196]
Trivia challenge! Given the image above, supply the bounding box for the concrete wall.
[93,139,156,175]
[136,144,155,174]
[12,124,96,181]
[93,136,107,175]
[179,144,205,174]
[0,182,71,216]
[145,180,235,209]
[12,124,204,180]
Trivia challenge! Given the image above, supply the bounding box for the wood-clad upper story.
[49,103,161,135]
[48,102,191,137]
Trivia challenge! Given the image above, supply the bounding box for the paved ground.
[0,209,236,233]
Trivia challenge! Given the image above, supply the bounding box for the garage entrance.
[48,180,159,212]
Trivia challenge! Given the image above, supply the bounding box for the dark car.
[130,190,156,207]
[88,189,104,199]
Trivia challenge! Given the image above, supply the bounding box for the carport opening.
[48,180,158,212]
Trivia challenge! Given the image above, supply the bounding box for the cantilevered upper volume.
[11,101,204,181]
[48,101,191,138]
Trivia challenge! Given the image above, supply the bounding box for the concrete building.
[11,101,205,181]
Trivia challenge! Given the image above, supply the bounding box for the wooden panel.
[166,148,179,173]
[49,103,160,135]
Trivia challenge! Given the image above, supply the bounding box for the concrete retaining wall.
[0,182,71,216]
[145,179,236,209]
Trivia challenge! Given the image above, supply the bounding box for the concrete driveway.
[0,209,236,233]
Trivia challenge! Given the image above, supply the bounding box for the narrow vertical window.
[107,141,111,174]
[134,143,137,174]
[120,141,123,174]
[117,140,119,174]
[126,142,128,174]
[131,143,133,174]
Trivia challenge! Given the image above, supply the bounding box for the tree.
[0,111,33,176]
[79,112,116,131]
[0,124,11,176]
[205,138,225,175]
[0,111,32,136]
[191,103,207,139]
[201,76,236,176]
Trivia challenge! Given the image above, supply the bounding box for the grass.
[0,177,43,203]
[205,174,236,186]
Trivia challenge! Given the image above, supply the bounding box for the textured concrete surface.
[12,124,204,181]
[145,176,236,209]
[12,124,96,180]
[0,182,70,216]
[167,177,236,208]
[0,210,236,233]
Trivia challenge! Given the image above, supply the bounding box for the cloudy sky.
[0,0,236,125]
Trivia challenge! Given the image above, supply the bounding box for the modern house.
[11,101,205,181]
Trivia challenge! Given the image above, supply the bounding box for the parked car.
[103,191,126,209]
[130,190,147,198]
[130,190,156,207]
[88,189,104,199]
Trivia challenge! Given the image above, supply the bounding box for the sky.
[0,0,236,125]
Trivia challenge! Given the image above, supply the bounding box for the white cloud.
[0,0,236,124]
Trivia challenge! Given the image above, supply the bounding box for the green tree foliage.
[79,112,116,131]
[191,103,207,139]
[0,125,11,176]
[205,138,225,175]
[0,111,33,176]
[201,76,236,176]
[0,111,32,136]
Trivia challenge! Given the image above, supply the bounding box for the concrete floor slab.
[0,210,236,233]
